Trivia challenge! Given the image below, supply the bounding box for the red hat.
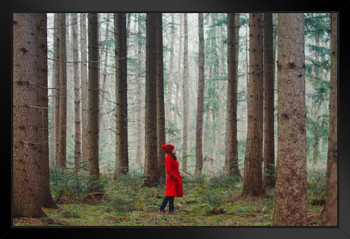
[161,144,174,154]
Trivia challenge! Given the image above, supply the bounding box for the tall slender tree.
[225,13,241,178]
[242,13,264,196]
[114,13,129,179]
[100,13,111,127]
[195,13,205,175]
[57,13,67,168]
[216,13,224,159]
[182,13,189,173]
[41,14,57,209]
[136,14,144,167]
[263,13,275,189]
[87,13,102,192]
[174,14,183,133]
[156,13,166,180]
[80,13,89,164]
[166,14,175,131]
[72,13,81,171]
[52,13,61,167]
[13,13,55,217]
[144,13,159,187]
[323,12,337,226]
[274,13,307,226]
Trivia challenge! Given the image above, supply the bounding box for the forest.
[12,12,337,226]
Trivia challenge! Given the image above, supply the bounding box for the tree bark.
[57,13,67,169]
[136,14,144,167]
[273,13,307,226]
[114,13,129,178]
[203,109,209,158]
[52,13,60,167]
[195,13,205,175]
[144,13,159,187]
[323,12,337,226]
[242,13,264,197]
[217,13,224,158]
[72,13,81,171]
[13,13,55,217]
[174,14,183,133]
[312,32,321,165]
[87,13,102,192]
[100,14,111,127]
[225,13,241,179]
[166,14,175,129]
[263,13,275,189]
[182,13,189,173]
[156,13,166,180]
[80,13,89,165]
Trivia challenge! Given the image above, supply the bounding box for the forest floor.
[13,169,325,227]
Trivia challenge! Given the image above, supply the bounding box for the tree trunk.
[72,14,81,171]
[225,13,241,179]
[245,14,250,103]
[323,12,337,226]
[182,13,189,173]
[136,14,144,167]
[57,13,67,169]
[87,13,102,192]
[80,13,89,165]
[174,14,183,134]
[217,13,224,159]
[203,109,209,158]
[13,13,51,217]
[66,14,74,144]
[156,13,166,180]
[166,14,175,129]
[263,13,275,189]
[114,13,129,178]
[210,14,218,159]
[312,33,321,165]
[273,13,307,226]
[100,14,111,127]
[144,13,159,187]
[242,13,264,197]
[195,13,205,175]
[52,13,61,167]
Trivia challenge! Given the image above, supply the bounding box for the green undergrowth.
[13,170,326,226]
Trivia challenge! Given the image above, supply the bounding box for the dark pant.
[159,196,175,212]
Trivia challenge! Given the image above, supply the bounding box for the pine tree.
[274,13,307,226]
[225,13,241,178]
[57,13,67,169]
[87,13,102,192]
[323,12,337,226]
[135,14,144,167]
[156,13,166,180]
[182,13,189,173]
[242,13,264,196]
[72,13,81,171]
[13,13,54,217]
[52,13,60,167]
[263,13,275,189]
[144,13,159,187]
[114,13,129,178]
[195,13,205,175]
[80,13,89,164]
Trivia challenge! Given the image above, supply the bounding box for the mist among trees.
[13,12,337,226]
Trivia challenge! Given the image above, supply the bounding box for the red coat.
[165,154,183,197]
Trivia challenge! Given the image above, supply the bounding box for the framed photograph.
[3,0,349,238]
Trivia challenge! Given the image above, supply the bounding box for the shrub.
[105,193,134,212]
[207,175,238,189]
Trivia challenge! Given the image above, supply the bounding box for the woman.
[158,144,183,214]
